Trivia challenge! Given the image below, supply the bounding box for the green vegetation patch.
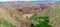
[0,19,17,27]
[31,13,53,27]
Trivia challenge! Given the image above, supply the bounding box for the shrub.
[31,13,53,27]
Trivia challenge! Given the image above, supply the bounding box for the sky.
[0,0,60,2]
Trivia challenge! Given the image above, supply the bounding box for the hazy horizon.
[0,0,60,2]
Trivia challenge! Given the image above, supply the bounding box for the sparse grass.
[0,2,60,27]
[0,19,17,27]
[43,2,60,27]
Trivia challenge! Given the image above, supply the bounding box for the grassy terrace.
[0,19,17,27]
[43,2,60,27]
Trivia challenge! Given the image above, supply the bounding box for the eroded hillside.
[0,2,60,27]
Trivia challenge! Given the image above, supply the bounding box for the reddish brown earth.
[13,2,55,14]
